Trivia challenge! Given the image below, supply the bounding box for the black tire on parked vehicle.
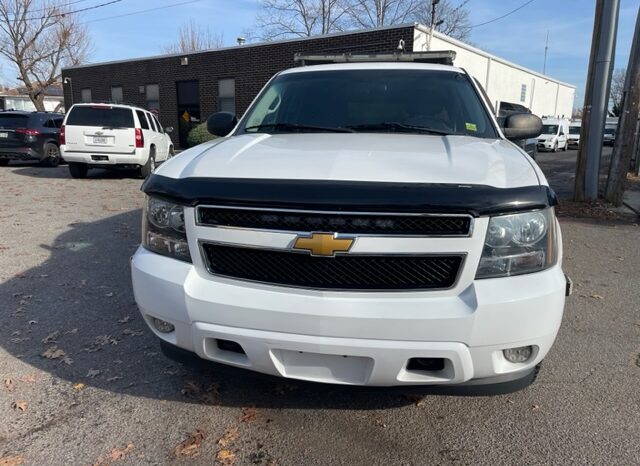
[68,162,88,179]
[0,159,9,166]
[140,148,156,178]
[40,142,61,167]
[553,142,558,153]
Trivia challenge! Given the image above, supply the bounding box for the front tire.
[553,142,558,153]
[68,162,88,179]
[140,149,156,178]
[40,142,61,167]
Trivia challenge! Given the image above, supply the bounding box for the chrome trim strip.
[195,204,475,238]
[197,239,468,293]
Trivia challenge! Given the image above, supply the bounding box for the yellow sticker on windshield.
[465,122,477,132]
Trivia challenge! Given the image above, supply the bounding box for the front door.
[176,80,200,148]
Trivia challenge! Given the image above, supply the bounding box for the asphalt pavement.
[0,152,639,465]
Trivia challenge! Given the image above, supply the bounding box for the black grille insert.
[197,207,471,236]
[201,243,464,291]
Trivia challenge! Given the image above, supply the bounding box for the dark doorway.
[176,80,201,147]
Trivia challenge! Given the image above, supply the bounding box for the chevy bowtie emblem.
[293,233,354,257]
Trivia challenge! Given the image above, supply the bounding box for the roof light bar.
[294,51,457,67]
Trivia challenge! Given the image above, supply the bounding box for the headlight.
[142,196,191,262]
[476,208,557,279]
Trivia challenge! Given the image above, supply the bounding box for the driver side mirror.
[207,112,238,137]
[502,113,542,140]
[164,126,174,134]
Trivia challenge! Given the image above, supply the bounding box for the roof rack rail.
[294,51,457,66]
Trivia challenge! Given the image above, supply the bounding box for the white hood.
[159,133,540,189]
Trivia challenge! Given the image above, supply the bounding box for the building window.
[218,78,235,113]
[520,84,527,103]
[111,86,123,104]
[81,88,92,103]
[145,84,160,111]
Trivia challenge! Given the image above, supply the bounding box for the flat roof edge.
[414,24,575,89]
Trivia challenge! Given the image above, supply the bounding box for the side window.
[218,78,236,114]
[145,84,160,111]
[153,115,163,133]
[43,118,55,128]
[53,117,63,128]
[111,86,124,104]
[136,110,149,130]
[81,88,92,103]
[149,113,159,132]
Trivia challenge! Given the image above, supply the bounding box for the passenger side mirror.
[502,113,543,141]
[164,126,174,134]
[207,112,238,137]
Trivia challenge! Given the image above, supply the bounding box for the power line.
[17,0,95,15]
[84,0,202,24]
[466,0,536,29]
[22,0,123,21]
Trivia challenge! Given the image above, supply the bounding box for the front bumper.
[131,247,566,386]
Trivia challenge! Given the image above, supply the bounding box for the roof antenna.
[397,39,405,53]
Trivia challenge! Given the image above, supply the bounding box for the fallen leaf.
[0,454,24,466]
[404,394,427,407]
[532,404,540,410]
[73,382,86,391]
[216,449,236,465]
[19,374,37,384]
[41,331,61,344]
[109,444,134,461]
[105,292,114,297]
[65,328,78,335]
[171,429,206,458]
[12,400,28,412]
[106,376,122,382]
[4,378,15,392]
[86,369,101,378]
[95,335,118,346]
[41,346,65,360]
[117,316,131,324]
[61,356,74,365]
[239,407,259,422]
[122,329,143,336]
[590,294,604,299]
[217,427,238,448]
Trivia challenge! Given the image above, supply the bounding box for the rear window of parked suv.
[66,106,135,128]
[0,114,30,128]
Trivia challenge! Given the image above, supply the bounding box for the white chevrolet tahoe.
[61,103,174,178]
[131,53,568,391]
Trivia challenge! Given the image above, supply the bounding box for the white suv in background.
[61,103,174,178]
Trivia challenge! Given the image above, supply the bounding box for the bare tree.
[345,0,421,28]
[0,0,90,111]
[609,68,626,116]
[255,0,349,40]
[163,20,224,54]
[415,0,471,42]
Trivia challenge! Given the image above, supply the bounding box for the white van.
[567,122,581,148]
[61,103,174,178]
[537,118,569,152]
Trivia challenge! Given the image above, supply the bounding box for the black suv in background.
[0,111,64,167]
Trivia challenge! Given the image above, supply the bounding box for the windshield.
[66,106,134,128]
[569,126,580,135]
[242,69,497,138]
[541,124,559,135]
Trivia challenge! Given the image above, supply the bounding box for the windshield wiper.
[346,122,457,136]
[244,123,354,133]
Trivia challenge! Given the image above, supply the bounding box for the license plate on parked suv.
[93,136,108,144]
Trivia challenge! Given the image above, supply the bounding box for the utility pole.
[574,0,620,201]
[427,0,441,51]
[543,30,549,75]
[604,6,640,205]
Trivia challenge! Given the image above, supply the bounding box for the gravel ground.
[1,155,639,465]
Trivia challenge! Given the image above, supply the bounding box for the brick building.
[62,24,574,148]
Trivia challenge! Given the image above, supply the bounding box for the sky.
[3,0,638,109]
